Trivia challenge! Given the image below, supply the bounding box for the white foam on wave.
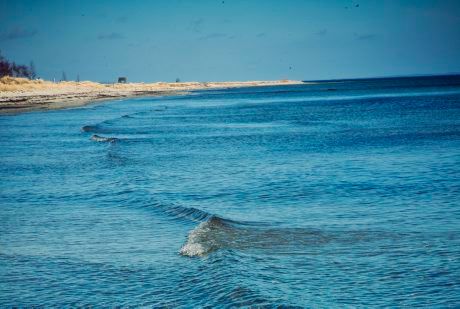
[179,221,213,257]
[90,134,118,143]
[179,242,207,257]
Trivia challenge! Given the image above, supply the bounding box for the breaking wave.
[121,199,335,258]
[179,216,340,257]
[90,134,119,143]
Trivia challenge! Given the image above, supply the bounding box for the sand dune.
[0,77,303,114]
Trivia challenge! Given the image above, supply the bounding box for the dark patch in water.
[178,215,380,257]
[81,125,99,132]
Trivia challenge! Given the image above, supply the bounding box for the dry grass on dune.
[1,76,302,96]
[0,76,197,93]
[0,76,47,91]
[0,76,106,92]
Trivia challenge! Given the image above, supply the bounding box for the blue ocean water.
[0,76,459,307]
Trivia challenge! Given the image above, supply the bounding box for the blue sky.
[1,0,460,82]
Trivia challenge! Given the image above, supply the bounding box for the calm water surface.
[1,76,459,307]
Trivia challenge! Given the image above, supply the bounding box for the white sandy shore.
[0,78,303,114]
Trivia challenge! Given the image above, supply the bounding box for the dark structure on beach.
[118,77,127,83]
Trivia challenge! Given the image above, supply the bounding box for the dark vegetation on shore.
[0,52,36,79]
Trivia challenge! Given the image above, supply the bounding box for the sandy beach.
[0,77,302,114]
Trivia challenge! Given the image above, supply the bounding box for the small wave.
[132,199,214,223]
[159,204,212,222]
[180,216,225,257]
[179,216,333,257]
[90,134,119,143]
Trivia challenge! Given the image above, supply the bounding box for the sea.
[1,75,459,307]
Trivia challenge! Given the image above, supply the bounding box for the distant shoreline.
[0,78,303,115]
[303,73,460,83]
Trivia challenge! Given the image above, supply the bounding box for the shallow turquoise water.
[1,76,459,307]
